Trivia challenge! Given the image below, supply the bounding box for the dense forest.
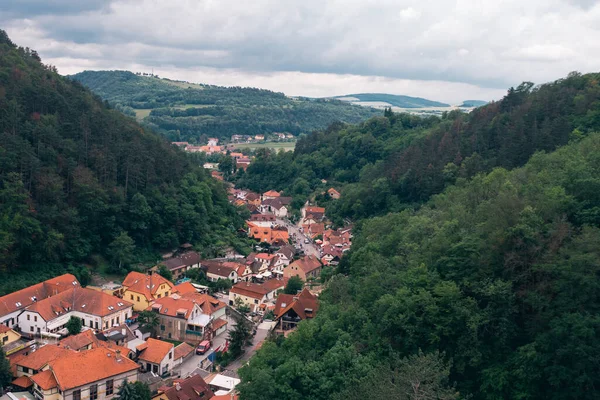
[238,74,600,399]
[0,31,246,294]
[237,73,600,225]
[71,70,381,142]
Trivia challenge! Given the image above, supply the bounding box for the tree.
[66,316,82,336]
[284,275,303,294]
[234,296,251,315]
[137,310,160,334]
[228,314,252,358]
[157,265,173,281]
[0,348,12,392]
[108,231,135,273]
[115,380,151,400]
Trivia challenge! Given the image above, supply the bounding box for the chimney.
[175,383,181,391]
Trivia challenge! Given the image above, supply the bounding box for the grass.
[134,109,153,120]
[231,141,296,152]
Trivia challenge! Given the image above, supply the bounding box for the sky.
[2,0,599,104]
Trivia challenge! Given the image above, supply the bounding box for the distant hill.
[330,93,450,108]
[71,71,380,142]
[459,99,488,107]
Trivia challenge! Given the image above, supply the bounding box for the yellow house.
[0,324,21,352]
[122,272,174,311]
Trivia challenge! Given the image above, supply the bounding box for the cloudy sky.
[2,0,599,104]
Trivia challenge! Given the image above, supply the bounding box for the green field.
[134,109,153,119]
[231,141,296,152]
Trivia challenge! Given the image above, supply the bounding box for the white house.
[136,338,174,376]
[18,287,133,337]
[202,261,239,283]
[229,280,285,312]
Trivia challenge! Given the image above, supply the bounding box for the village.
[0,175,350,400]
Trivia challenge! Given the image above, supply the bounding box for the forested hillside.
[71,70,380,142]
[237,73,600,224]
[0,31,245,293]
[239,132,600,400]
[332,92,450,107]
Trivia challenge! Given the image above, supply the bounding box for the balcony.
[186,329,203,336]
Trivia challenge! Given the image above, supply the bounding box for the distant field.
[158,78,205,90]
[171,104,214,109]
[134,109,153,119]
[231,141,296,152]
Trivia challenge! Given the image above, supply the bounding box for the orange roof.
[180,292,226,315]
[49,347,139,391]
[12,375,33,388]
[263,190,280,197]
[137,338,173,364]
[0,274,79,317]
[0,325,11,333]
[173,342,194,361]
[122,271,173,300]
[212,318,227,331]
[60,330,96,350]
[27,287,132,321]
[305,206,325,214]
[213,395,239,400]
[30,369,57,390]
[17,344,76,370]
[174,281,197,295]
[275,288,319,320]
[159,374,214,400]
[148,296,197,319]
[288,255,322,274]
[230,280,285,299]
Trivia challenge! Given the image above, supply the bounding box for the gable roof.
[262,198,285,210]
[149,297,198,319]
[27,287,132,321]
[173,343,194,361]
[30,369,57,390]
[49,347,139,390]
[201,261,236,278]
[288,255,322,274]
[158,374,214,400]
[276,245,295,260]
[304,206,325,214]
[60,329,133,357]
[180,292,226,315]
[122,272,174,299]
[137,338,173,364]
[16,345,75,371]
[0,274,79,317]
[263,190,280,197]
[174,281,197,295]
[278,196,293,206]
[274,288,319,320]
[230,280,285,299]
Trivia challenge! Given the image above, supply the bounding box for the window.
[2,336,7,343]
[89,384,98,400]
[106,380,113,396]
[254,299,259,304]
[34,316,37,322]
[160,325,165,331]
[111,319,114,326]
[116,317,119,324]
[95,321,98,329]
[130,294,134,300]
[157,294,161,299]
[30,327,33,332]
[27,315,30,321]
[168,333,172,339]
[165,291,169,296]
[73,389,81,400]
[169,352,172,359]
[137,296,140,302]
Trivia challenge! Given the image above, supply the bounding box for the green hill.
[0,30,246,294]
[70,70,381,142]
[459,99,488,107]
[331,92,450,108]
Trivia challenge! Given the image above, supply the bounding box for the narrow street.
[276,218,320,258]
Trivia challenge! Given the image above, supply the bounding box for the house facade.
[283,255,322,281]
[161,251,201,281]
[18,288,133,337]
[136,338,174,376]
[228,280,284,313]
[122,272,174,311]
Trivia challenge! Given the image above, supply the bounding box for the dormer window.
[15,302,22,307]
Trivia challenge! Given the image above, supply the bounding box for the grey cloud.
[0,0,111,19]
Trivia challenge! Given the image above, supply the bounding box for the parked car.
[304,238,310,244]
[196,340,212,355]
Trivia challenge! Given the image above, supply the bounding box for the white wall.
[18,307,133,335]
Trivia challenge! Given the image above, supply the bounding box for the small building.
[0,325,21,348]
[161,251,202,281]
[136,338,175,376]
[274,288,319,331]
[262,190,280,200]
[122,272,175,311]
[283,255,322,282]
[327,188,341,199]
[207,138,219,146]
[229,280,285,313]
[201,261,238,283]
[254,135,265,141]
[152,374,214,400]
[260,198,288,218]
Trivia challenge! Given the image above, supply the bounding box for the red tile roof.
[122,272,174,300]
[137,338,173,365]
[263,190,280,197]
[274,288,319,320]
[49,347,139,390]
[30,369,57,390]
[289,255,322,274]
[173,342,194,361]
[16,344,76,370]
[0,274,79,317]
[158,374,213,400]
[230,280,285,299]
[12,375,33,388]
[174,282,197,295]
[27,287,132,321]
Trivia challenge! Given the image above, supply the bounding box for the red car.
[196,340,212,355]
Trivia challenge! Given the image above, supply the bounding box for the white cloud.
[2,0,599,102]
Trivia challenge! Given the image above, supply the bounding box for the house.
[301,205,325,224]
[244,193,262,206]
[59,329,133,358]
[29,347,139,400]
[260,198,288,218]
[0,274,80,329]
[203,162,219,170]
[283,255,322,281]
[262,190,280,200]
[247,213,276,226]
[231,135,244,142]
[254,134,265,141]
[246,223,289,244]
[327,188,341,199]
[302,223,325,239]
[201,261,238,283]
[207,138,219,146]
[274,288,319,331]
[173,281,197,295]
[161,251,202,280]
[205,374,240,394]
[148,292,227,342]
[236,157,251,170]
[18,287,134,337]
[0,325,20,348]
[152,374,214,400]
[136,338,174,376]
[274,245,295,271]
[275,132,286,139]
[172,343,194,367]
[229,152,244,159]
[228,280,285,313]
[97,324,137,347]
[122,272,175,311]
[14,344,76,378]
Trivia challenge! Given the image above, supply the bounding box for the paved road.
[277,218,320,258]
[227,321,276,374]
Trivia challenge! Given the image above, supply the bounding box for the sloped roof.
[30,369,57,390]
[202,261,236,278]
[276,245,295,260]
[12,375,33,388]
[0,274,79,317]
[304,206,325,214]
[50,347,139,390]
[148,297,197,319]
[137,338,173,364]
[288,255,322,274]
[159,374,213,400]
[27,287,132,321]
[262,198,285,210]
[174,281,197,295]
[263,190,280,197]
[230,280,285,299]
[275,288,319,320]
[173,343,194,361]
[180,292,226,315]
[16,345,75,370]
[60,329,132,357]
[122,272,173,299]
